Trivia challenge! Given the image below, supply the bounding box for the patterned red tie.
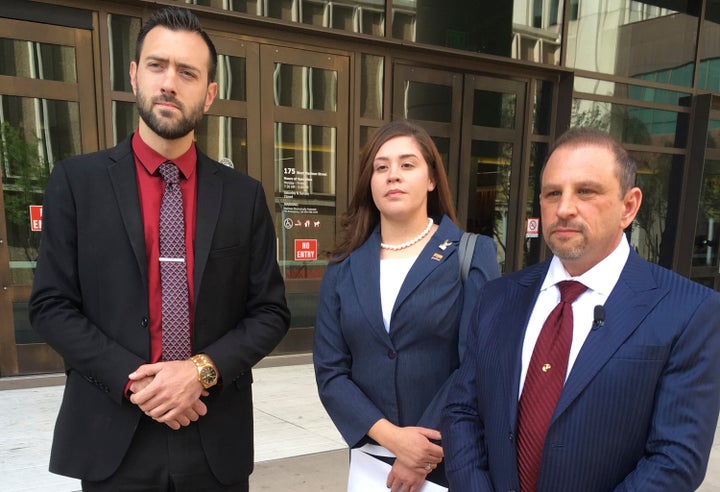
[158,162,191,361]
[517,280,587,492]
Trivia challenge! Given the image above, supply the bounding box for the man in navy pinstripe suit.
[442,127,720,491]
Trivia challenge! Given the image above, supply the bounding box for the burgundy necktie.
[158,162,191,361]
[517,280,587,492]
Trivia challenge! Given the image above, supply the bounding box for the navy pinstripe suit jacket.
[442,250,720,491]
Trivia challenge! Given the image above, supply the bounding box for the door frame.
[0,16,99,376]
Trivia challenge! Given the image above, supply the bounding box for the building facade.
[1,0,718,376]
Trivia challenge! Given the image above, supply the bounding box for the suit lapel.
[349,229,389,345]
[107,139,147,283]
[553,251,669,421]
[391,218,461,316]
[193,153,222,303]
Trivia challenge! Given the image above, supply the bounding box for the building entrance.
[393,64,545,273]
[0,16,99,376]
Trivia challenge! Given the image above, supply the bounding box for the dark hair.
[331,120,458,262]
[545,127,637,196]
[135,7,217,83]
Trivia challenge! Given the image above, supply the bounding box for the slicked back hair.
[135,6,217,83]
[544,127,637,196]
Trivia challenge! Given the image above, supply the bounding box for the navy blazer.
[442,250,720,491]
[314,216,500,448]
[29,136,290,483]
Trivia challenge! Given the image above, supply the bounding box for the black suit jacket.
[29,136,290,483]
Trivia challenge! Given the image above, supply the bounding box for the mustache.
[152,94,184,109]
[546,221,586,232]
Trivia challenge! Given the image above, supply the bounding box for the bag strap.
[458,232,478,284]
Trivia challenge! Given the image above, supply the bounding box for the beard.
[545,222,586,260]
[136,89,206,140]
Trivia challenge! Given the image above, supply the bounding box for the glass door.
[392,65,529,274]
[259,45,349,352]
[459,75,527,273]
[0,18,99,375]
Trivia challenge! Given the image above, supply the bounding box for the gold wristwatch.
[189,354,219,389]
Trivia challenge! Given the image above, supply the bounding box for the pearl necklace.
[380,218,434,251]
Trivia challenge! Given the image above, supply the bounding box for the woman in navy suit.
[314,120,500,491]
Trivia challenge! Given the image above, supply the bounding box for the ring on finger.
[424,463,432,471]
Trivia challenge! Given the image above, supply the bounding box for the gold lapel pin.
[431,252,443,262]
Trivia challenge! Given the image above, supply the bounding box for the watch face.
[200,366,217,385]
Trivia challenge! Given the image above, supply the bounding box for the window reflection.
[631,151,676,265]
[273,122,337,280]
[0,96,79,285]
[274,63,337,111]
[473,89,516,128]
[217,55,247,101]
[1,95,80,169]
[0,38,76,82]
[195,116,249,174]
[698,0,720,91]
[571,99,684,149]
[107,14,140,92]
[112,100,138,144]
[361,54,383,119]
[566,1,698,85]
[402,81,452,123]
[693,159,720,268]
[466,140,513,272]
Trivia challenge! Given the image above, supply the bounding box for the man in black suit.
[29,7,289,491]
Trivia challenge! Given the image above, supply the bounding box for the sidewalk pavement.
[1,359,719,491]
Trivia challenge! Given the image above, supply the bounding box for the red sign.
[29,205,43,231]
[294,239,317,261]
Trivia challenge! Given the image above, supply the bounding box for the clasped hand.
[128,360,209,430]
[385,426,444,492]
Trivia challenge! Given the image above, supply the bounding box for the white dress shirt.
[518,237,630,396]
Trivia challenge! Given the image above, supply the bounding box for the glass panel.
[1,95,81,169]
[289,0,385,34]
[466,140,512,273]
[473,89,516,128]
[108,14,140,92]
[513,0,563,64]
[302,1,328,26]
[195,116,249,174]
[693,159,720,268]
[217,55,247,101]
[571,98,685,148]
[0,38,77,82]
[698,1,720,91]
[274,122,337,282]
[0,121,49,286]
[360,5,385,36]
[332,5,356,31]
[524,141,547,268]
[566,1,699,85]
[708,118,720,149]
[112,100,138,145]
[360,54,383,119]
[391,1,519,58]
[629,150,676,265]
[274,63,338,111]
[401,81,452,122]
[186,0,259,13]
[574,76,692,105]
[533,80,553,135]
[268,0,298,21]
[431,136,450,173]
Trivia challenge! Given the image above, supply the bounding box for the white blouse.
[379,256,418,333]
